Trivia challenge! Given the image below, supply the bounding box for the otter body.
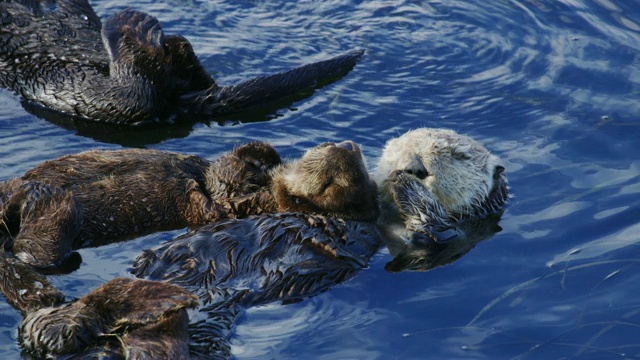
[0,0,363,125]
[0,140,379,270]
[130,141,381,357]
[0,142,282,268]
[374,128,509,271]
[13,140,381,359]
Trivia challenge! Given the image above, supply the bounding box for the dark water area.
[1,0,640,359]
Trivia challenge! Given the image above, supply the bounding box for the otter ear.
[494,165,505,180]
[101,9,165,64]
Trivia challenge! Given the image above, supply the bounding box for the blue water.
[1,0,640,359]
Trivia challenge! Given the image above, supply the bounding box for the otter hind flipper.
[182,49,365,115]
[0,179,81,269]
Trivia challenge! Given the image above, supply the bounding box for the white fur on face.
[375,128,503,217]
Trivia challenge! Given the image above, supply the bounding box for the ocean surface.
[1,0,640,359]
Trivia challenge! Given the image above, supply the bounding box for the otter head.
[375,128,508,221]
[272,141,379,222]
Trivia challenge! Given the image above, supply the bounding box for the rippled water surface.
[1,0,640,359]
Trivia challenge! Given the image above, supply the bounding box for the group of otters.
[0,0,509,359]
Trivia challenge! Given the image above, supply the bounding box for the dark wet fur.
[19,277,198,359]
[0,142,282,268]
[132,214,381,358]
[0,0,363,125]
[11,140,381,358]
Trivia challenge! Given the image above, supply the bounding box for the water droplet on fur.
[19,289,27,296]
[34,281,43,289]
[81,14,88,21]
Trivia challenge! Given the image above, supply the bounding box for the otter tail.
[181,50,364,116]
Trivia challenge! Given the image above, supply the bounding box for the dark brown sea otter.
[0,0,364,125]
[11,140,380,359]
[0,142,281,269]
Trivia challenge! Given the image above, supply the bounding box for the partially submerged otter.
[0,256,198,359]
[20,276,198,359]
[0,0,363,125]
[12,140,380,359]
[374,128,509,271]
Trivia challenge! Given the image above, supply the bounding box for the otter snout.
[335,140,359,153]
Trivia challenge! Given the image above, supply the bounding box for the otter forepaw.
[101,9,165,63]
[233,142,282,172]
[388,170,458,242]
[20,302,99,357]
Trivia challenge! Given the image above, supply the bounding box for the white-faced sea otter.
[0,0,363,125]
[374,128,509,271]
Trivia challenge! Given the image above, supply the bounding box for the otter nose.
[336,140,358,152]
[403,157,428,179]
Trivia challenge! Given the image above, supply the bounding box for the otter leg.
[9,181,81,268]
[0,256,65,315]
[388,170,460,243]
[20,299,102,358]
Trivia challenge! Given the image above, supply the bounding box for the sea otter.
[0,0,363,125]
[20,276,198,359]
[127,139,380,358]
[374,128,509,271]
[7,130,508,357]
[0,142,281,269]
[11,139,380,359]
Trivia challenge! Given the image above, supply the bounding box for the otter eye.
[319,179,333,193]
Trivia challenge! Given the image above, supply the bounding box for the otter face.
[375,128,508,219]
[272,141,379,222]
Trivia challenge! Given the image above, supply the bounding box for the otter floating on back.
[0,142,282,269]
[374,128,509,271]
[0,0,363,125]
[10,140,381,359]
[5,129,509,357]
